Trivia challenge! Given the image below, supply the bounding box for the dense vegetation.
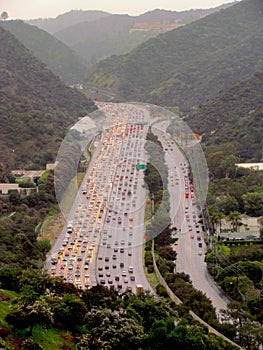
[187,71,263,162]
[204,143,263,217]
[0,270,239,350]
[0,169,55,268]
[0,20,90,84]
[87,0,263,111]
[0,27,96,169]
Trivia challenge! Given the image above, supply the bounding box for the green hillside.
[186,71,263,162]
[0,20,90,84]
[87,0,263,111]
[0,26,96,169]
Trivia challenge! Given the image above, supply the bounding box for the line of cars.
[49,103,150,292]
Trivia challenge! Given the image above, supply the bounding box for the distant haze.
[1,0,238,19]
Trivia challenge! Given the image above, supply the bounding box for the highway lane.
[151,120,229,314]
[47,102,153,293]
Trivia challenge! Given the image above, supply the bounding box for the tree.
[83,309,144,350]
[242,192,263,217]
[1,11,8,20]
[53,293,87,329]
[5,296,53,335]
[227,211,242,232]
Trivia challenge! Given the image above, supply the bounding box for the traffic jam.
[49,103,150,292]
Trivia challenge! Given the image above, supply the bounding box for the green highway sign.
[136,164,146,170]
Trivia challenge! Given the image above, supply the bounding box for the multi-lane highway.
[47,101,229,315]
[151,120,230,314]
[47,102,153,293]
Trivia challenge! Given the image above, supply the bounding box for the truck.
[136,284,144,293]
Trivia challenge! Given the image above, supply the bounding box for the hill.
[53,4,234,66]
[26,9,110,34]
[0,26,96,169]
[0,20,90,84]
[86,0,263,111]
[186,70,263,162]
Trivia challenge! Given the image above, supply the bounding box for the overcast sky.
[1,0,236,19]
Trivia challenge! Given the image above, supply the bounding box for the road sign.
[136,164,146,170]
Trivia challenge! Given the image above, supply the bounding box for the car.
[117,284,122,289]
[98,266,103,271]
[120,248,124,253]
[105,257,109,262]
[130,275,135,281]
[122,270,127,276]
[198,250,202,256]
[128,266,133,273]
[106,272,111,277]
[115,276,120,281]
[98,273,103,278]
[100,279,106,284]
[128,251,132,256]
[112,264,117,269]
[124,277,129,283]
[112,254,117,260]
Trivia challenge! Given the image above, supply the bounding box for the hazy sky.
[1,0,236,19]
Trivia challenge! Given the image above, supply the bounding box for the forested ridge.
[0,20,90,84]
[87,0,263,111]
[186,70,263,162]
[0,27,96,169]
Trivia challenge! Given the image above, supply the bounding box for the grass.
[145,268,159,291]
[0,289,18,328]
[40,212,66,244]
[32,326,77,350]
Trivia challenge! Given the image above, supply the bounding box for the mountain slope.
[26,9,110,34]
[87,0,263,111]
[52,4,234,66]
[186,70,263,162]
[0,20,90,84]
[0,27,96,169]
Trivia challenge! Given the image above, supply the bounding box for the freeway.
[47,102,153,293]
[152,120,230,314]
[46,101,229,314]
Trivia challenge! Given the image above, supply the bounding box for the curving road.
[151,120,230,315]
